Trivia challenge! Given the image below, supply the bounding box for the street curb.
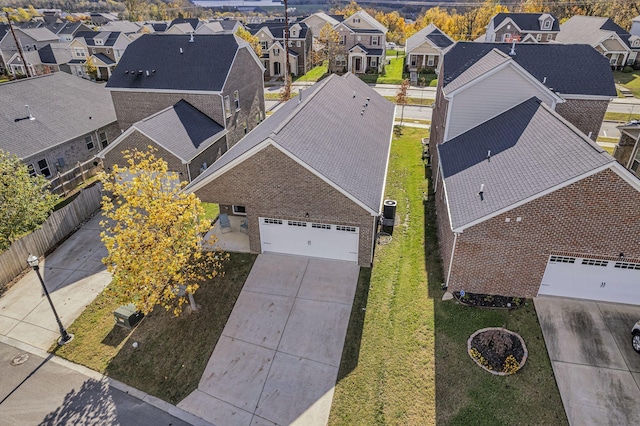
[0,335,213,426]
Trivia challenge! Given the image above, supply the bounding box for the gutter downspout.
[446,232,458,287]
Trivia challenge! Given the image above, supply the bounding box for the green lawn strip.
[394,118,431,125]
[264,92,281,100]
[51,253,257,404]
[329,126,435,424]
[597,136,619,143]
[377,55,405,84]
[384,95,435,106]
[600,145,615,154]
[613,70,640,98]
[296,61,328,82]
[604,111,640,122]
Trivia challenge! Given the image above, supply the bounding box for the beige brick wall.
[102,130,189,180]
[444,168,640,297]
[194,145,376,266]
[555,99,609,141]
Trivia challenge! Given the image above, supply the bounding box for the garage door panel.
[259,218,358,263]
[539,256,640,305]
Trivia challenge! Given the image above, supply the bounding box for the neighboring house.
[105,34,265,149]
[301,12,340,38]
[99,20,144,36]
[89,13,118,26]
[98,99,227,182]
[0,72,119,178]
[631,16,640,37]
[430,42,616,146]
[613,120,640,175]
[0,27,58,76]
[246,19,313,77]
[68,31,132,80]
[332,10,387,74]
[166,18,202,34]
[556,16,640,68]
[55,21,93,42]
[185,73,395,266]
[484,13,560,43]
[6,42,71,76]
[434,96,640,303]
[404,23,453,80]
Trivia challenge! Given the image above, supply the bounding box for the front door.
[273,62,281,76]
[354,57,362,73]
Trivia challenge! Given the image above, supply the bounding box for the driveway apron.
[535,297,640,426]
[178,253,359,426]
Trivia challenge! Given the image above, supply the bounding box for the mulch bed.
[454,291,525,309]
[468,328,528,375]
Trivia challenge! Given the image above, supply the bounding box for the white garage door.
[259,217,359,262]
[538,255,640,305]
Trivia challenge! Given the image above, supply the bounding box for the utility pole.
[5,11,31,78]
[281,0,292,100]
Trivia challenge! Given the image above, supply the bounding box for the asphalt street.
[0,342,191,426]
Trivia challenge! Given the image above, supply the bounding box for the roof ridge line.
[270,75,335,136]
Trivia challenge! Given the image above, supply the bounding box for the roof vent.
[146,70,149,76]
[298,88,302,103]
[479,184,485,201]
[353,91,356,98]
[509,40,516,56]
[138,70,143,74]
[189,32,194,43]
[180,47,183,54]
[542,76,547,84]
[125,70,129,74]
[486,150,491,162]
[25,105,35,121]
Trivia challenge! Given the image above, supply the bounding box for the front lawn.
[613,70,640,98]
[604,111,640,122]
[329,126,566,425]
[384,95,435,106]
[377,52,405,84]
[52,253,256,404]
[296,60,328,82]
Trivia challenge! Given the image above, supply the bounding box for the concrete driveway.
[535,297,640,425]
[179,253,359,426]
[0,213,111,350]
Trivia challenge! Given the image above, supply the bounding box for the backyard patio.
[203,214,250,253]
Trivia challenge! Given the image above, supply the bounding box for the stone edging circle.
[467,327,528,376]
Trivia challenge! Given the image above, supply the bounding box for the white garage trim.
[538,255,640,305]
[259,217,359,262]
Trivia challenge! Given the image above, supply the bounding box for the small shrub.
[429,79,438,87]
[623,66,634,73]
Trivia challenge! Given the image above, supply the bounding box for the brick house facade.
[555,99,610,140]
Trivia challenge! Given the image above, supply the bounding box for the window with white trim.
[614,261,640,270]
[296,40,301,47]
[85,135,95,150]
[288,221,307,227]
[74,48,85,57]
[311,223,331,229]
[27,164,36,177]
[546,33,553,41]
[336,225,356,232]
[427,55,435,67]
[336,54,346,67]
[92,47,96,54]
[502,33,511,42]
[233,90,240,111]
[260,41,268,50]
[581,259,608,267]
[99,131,108,148]
[339,35,346,45]
[630,149,640,175]
[371,36,379,46]
[543,20,551,29]
[549,256,575,264]
[353,18,360,23]
[37,158,51,177]
[536,33,542,41]
[263,218,282,224]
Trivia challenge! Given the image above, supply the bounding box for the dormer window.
[543,20,551,29]
[353,18,360,23]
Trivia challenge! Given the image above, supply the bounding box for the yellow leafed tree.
[236,26,262,58]
[99,149,227,316]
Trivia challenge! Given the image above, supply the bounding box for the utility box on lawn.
[114,304,144,330]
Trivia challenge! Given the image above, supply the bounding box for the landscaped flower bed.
[454,291,525,309]
[468,327,528,375]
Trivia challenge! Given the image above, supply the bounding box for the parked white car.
[386,42,397,49]
[632,321,640,353]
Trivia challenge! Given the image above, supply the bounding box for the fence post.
[78,161,85,184]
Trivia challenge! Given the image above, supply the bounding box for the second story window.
[502,33,511,42]
[85,135,94,150]
[37,158,50,178]
[339,35,346,45]
[234,90,240,111]
[353,18,360,23]
[546,33,553,41]
[74,48,85,57]
[260,41,268,50]
[371,36,379,46]
[296,41,301,47]
[274,48,280,56]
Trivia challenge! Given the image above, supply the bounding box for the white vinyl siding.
[446,65,557,141]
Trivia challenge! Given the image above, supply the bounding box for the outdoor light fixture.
[26,254,73,345]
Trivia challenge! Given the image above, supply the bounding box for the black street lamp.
[27,254,73,345]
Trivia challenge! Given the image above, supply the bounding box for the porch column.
[422,54,426,67]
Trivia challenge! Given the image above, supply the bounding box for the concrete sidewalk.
[0,214,111,350]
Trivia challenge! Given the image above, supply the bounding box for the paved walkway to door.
[178,254,360,426]
[535,297,640,426]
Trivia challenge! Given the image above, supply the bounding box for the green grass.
[384,95,435,106]
[265,92,281,100]
[329,126,435,424]
[600,145,615,154]
[395,118,431,125]
[296,60,328,82]
[51,253,257,404]
[604,111,640,122]
[329,126,566,425]
[613,70,640,97]
[200,202,219,221]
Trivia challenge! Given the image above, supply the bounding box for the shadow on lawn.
[336,268,372,382]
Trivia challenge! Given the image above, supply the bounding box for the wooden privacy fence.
[50,158,103,196]
[0,183,103,289]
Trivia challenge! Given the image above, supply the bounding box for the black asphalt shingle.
[493,13,560,32]
[426,28,454,48]
[105,34,240,92]
[443,42,617,97]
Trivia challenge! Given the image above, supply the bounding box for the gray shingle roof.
[106,34,240,92]
[188,73,395,212]
[439,97,614,230]
[0,73,116,159]
[443,42,617,97]
[556,16,628,46]
[19,27,58,42]
[443,49,510,94]
[133,100,224,161]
